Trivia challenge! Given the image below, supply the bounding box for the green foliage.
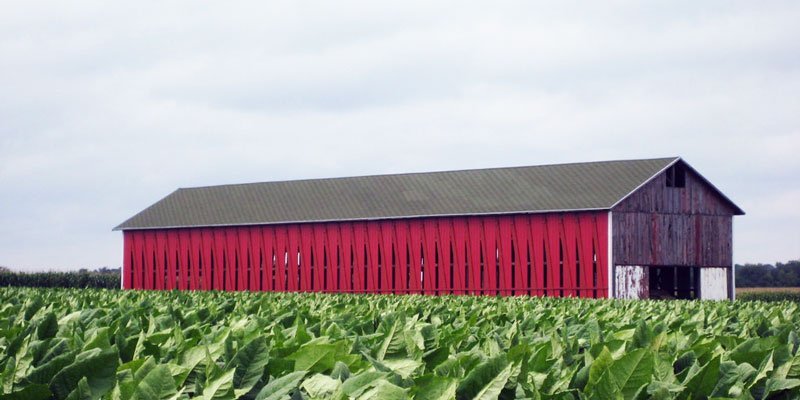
[738,291,800,302]
[2,287,800,399]
[0,271,119,289]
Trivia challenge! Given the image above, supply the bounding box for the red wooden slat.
[339,223,354,292]
[261,226,275,291]
[437,219,453,295]
[422,219,438,294]
[408,220,423,294]
[299,225,313,292]
[248,227,261,291]
[131,232,142,289]
[394,221,409,294]
[452,218,468,295]
[578,214,597,298]
[312,224,326,291]
[212,229,226,290]
[275,226,288,292]
[166,231,178,290]
[352,222,367,293]
[545,215,562,297]
[561,215,579,297]
[155,230,167,290]
[123,232,132,289]
[529,216,546,296]
[325,224,340,293]
[224,228,238,291]
[237,227,249,291]
[178,230,190,290]
[512,216,530,296]
[467,219,483,295]
[287,226,301,292]
[595,212,609,298]
[146,231,155,290]
[380,221,395,293]
[481,218,498,296]
[498,217,514,296]
[198,229,212,290]
[366,223,381,293]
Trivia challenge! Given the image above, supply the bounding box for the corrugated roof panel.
[115,157,685,230]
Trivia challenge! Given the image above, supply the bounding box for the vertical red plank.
[299,225,313,292]
[325,225,340,293]
[261,226,275,291]
[407,220,423,294]
[248,227,261,291]
[529,215,546,297]
[352,222,367,293]
[212,229,226,290]
[498,217,514,296]
[380,221,395,293]
[481,218,498,296]
[578,214,596,298]
[287,226,301,292]
[274,226,288,292]
[142,231,152,289]
[451,218,468,295]
[178,230,190,290]
[236,228,251,291]
[122,232,132,289]
[437,219,453,295]
[394,221,409,294]
[467,219,483,295]
[562,215,579,297]
[545,215,562,297]
[189,228,205,290]
[199,229,212,290]
[366,223,381,293]
[313,224,327,291]
[166,231,178,290]
[131,232,143,289]
[339,223,354,293]
[422,219,439,295]
[155,230,167,290]
[512,216,530,296]
[224,228,238,291]
[595,212,609,298]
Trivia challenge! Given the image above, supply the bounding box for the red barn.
[115,157,744,300]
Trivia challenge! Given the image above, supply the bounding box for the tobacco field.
[1,288,800,400]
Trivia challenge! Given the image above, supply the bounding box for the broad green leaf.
[301,374,341,398]
[413,375,457,400]
[591,348,654,400]
[355,380,407,400]
[49,347,119,400]
[0,384,51,400]
[255,371,307,400]
[133,364,176,400]
[201,368,235,400]
[681,355,720,400]
[226,336,269,397]
[456,355,516,400]
[65,377,92,400]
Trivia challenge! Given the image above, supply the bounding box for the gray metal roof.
[115,157,706,230]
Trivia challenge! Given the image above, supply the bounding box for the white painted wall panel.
[614,265,647,299]
[700,267,728,300]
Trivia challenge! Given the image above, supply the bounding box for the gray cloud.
[1,0,798,270]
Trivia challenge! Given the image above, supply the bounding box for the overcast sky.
[1,1,798,271]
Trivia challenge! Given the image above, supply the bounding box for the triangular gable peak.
[612,158,744,215]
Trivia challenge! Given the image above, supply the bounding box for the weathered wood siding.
[700,267,729,300]
[614,265,648,299]
[612,163,735,268]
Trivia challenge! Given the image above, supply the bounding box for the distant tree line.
[736,260,800,288]
[0,267,120,289]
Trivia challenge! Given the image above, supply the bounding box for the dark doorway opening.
[648,266,699,299]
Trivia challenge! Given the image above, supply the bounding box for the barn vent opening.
[666,164,686,188]
[648,266,698,299]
